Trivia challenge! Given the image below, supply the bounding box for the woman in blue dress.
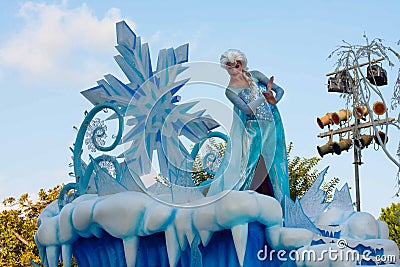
[207,49,290,204]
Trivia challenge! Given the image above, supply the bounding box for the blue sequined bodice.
[238,85,273,121]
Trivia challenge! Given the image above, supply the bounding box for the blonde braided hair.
[220,49,258,99]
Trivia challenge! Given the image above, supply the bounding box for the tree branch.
[11,229,29,246]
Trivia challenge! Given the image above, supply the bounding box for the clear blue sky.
[0,0,399,217]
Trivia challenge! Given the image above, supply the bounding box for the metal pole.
[353,142,361,211]
[325,57,384,77]
[353,69,361,211]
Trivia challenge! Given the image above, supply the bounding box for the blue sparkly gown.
[207,71,290,203]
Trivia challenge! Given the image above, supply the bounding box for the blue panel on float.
[72,222,290,267]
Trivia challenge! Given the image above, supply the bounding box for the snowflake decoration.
[80,21,219,186]
[99,159,117,178]
[84,118,108,152]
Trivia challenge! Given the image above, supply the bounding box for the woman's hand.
[262,75,277,104]
[267,76,274,91]
[262,91,277,104]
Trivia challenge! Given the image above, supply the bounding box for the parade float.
[34,21,400,267]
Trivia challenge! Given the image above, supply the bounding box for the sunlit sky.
[0,0,399,217]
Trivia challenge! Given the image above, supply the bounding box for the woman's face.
[226,61,242,76]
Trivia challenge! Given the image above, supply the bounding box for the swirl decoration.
[190,131,228,176]
[85,118,108,152]
[57,183,79,213]
[203,152,218,175]
[74,102,123,194]
[58,102,124,209]
[57,182,79,210]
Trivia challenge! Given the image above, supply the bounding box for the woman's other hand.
[262,91,277,104]
[267,76,274,91]
[263,76,277,104]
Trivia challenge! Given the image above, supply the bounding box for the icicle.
[37,243,48,267]
[198,230,213,247]
[123,237,139,267]
[174,211,190,251]
[165,225,181,267]
[231,224,248,267]
[61,245,72,267]
[29,259,41,267]
[45,245,60,267]
[190,234,203,267]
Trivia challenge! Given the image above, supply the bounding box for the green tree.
[0,185,69,267]
[287,142,322,200]
[321,177,341,203]
[287,142,340,201]
[379,203,400,247]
